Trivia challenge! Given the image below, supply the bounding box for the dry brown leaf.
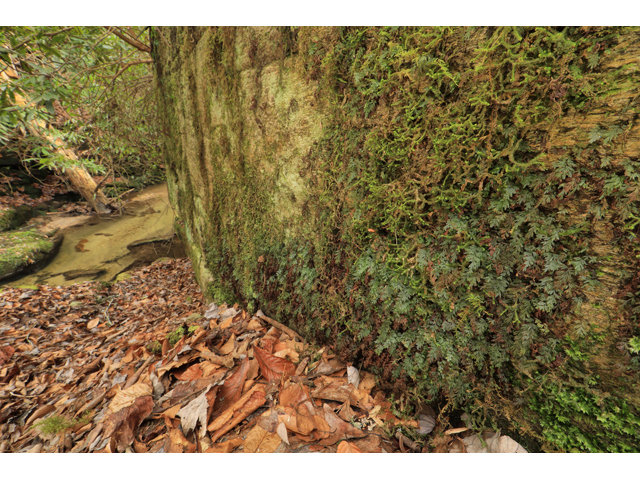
[213,356,250,414]
[337,441,363,453]
[162,404,182,420]
[167,427,196,453]
[107,382,152,415]
[276,422,290,445]
[208,384,266,442]
[253,345,296,382]
[273,348,299,363]
[358,372,376,394]
[449,437,467,453]
[205,438,243,453]
[279,383,311,409]
[243,425,282,453]
[103,395,154,451]
[87,318,100,329]
[219,316,234,329]
[174,363,203,381]
[319,403,367,446]
[313,382,355,403]
[25,404,56,426]
[133,438,149,453]
[178,388,210,438]
[352,434,382,453]
[246,318,262,331]
[199,361,221,379]
[337,400,356,423]
[219,333,236,355]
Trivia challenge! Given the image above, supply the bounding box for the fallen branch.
[255,312,305,343]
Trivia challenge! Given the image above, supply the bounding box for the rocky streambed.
[1,183,185,287]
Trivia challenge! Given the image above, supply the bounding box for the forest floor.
[0,171,529,452]
[0,258,529,453]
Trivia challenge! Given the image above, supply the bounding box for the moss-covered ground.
[0,230,55,280]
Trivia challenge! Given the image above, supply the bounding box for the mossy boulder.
[0,205,34,232]
[0,230,62,282]
[152,27,640,451]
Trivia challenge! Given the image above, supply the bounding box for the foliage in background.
[0,27,162,190]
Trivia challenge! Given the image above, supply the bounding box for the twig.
[123,356,155,389]
[75,391,107,417]
[104,27,151,53]
[395,430,420,452]
[256,313,305,343]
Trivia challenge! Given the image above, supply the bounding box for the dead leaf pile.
[0,258,528,453]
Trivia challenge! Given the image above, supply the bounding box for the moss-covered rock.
[0,230,62,282]
[153,27,640,451]
[0,205,34,232]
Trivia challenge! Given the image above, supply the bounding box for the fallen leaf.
[497,435,528,453]
[337,400,356,423]
[449,437,467,453]
[87,318,100,329]
[352,434,382,453]
[276,422,289,445]
[208,384,266,442]
[25,404,56,426]
[243,425,282,453]
[358,372,376,394]
[205,437,243,453]
[107,382,152,415]
[313,381,355,403]
[462,434,486,453]
[418,413,436,435]
[219,333,236,355]
[279,383,311,409]
[347,366,360,388]
[167,427,196,453]
[337,441,363,453]
[253,345,296,382]
[273,348,299,363]
[174,363,203,381]
[213,356,250,414]
[103,395,154,451]
[178,388,210,438]
[319,403,366,445]
[246,318,262,331]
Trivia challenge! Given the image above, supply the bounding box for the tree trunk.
[0,65,111,214]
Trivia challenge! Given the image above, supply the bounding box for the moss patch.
[0,205,34,232]
[0,230,57,281]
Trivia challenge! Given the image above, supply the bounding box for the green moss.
[166,324,199,346]
[0,230,54,278]
[146,340,162,355]
[33,412,90,436]
[0,205,34,232]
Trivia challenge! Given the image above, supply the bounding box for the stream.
[5,183,185,287]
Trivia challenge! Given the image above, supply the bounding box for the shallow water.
[7,183,178,287]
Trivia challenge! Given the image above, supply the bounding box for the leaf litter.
[0,258,527,453]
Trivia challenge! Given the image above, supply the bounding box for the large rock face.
[152,27,640,451]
